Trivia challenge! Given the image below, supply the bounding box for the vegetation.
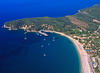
[4,4,100,72]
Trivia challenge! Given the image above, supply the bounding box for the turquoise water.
[0,0,100,73]
[0,29,81,73]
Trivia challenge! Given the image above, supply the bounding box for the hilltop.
[4,4,100,32]
[4,4,100,73]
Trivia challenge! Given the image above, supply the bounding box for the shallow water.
[0,0,100,73]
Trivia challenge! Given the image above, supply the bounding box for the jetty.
[38,30,48,36]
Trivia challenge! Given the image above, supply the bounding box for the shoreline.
[2,26,95,73]
[43,30,94,73]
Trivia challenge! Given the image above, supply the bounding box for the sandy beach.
[43,30,94,73]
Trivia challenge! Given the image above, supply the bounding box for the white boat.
[48,43,50,45]
[43,53,46,56]
[40,35,42,36]
[53,39,55,41]
[41,45,44,48]
[44,39,46,41]
[24,32,28,34]
[24,36,27,40]
[52,37,55,41]
[36,32,39,35]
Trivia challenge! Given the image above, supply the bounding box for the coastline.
[1,3,100,73]
[43,30,94,73]
[9,28,94,73]
[3,24,95,73]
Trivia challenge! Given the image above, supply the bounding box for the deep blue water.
[0,0,100,25]
[0,29,81,73]
[0,0,100,73]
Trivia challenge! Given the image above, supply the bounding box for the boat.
[44,39,46,41]
[24,32,28,34]
[24,36,27,40]
[53,39,55,41]
[36,32,39,35]
[41,45,44,48]
[43,53,46,56]
[48,43,50,45]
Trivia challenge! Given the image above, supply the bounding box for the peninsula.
[4,4,100,73]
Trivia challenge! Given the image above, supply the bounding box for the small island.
[4,4,100,73]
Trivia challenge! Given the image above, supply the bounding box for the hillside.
[4,4,100,73]
[4,4,100,32]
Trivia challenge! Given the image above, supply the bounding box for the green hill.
[4,4,100,72]
[4,4,100,33]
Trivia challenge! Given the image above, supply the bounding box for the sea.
[0,0,100,73]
